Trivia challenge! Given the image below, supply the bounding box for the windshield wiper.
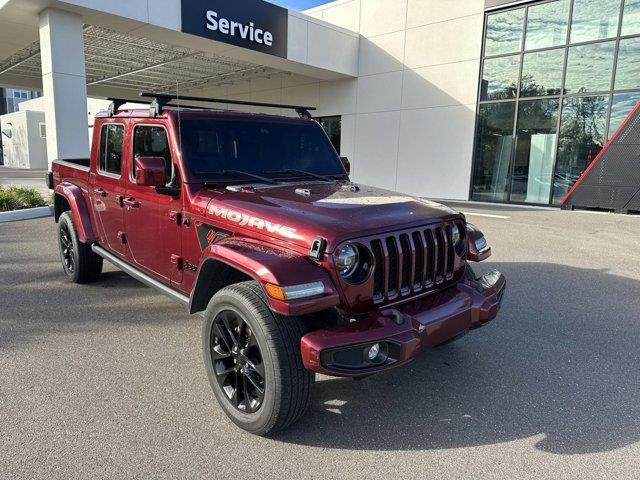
[267,169,336,183]
[202,170,279,185]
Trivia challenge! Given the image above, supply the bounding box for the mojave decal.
[208,205,299,240]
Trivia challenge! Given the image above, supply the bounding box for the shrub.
[0,186,48,212]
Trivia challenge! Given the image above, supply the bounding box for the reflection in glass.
[317,116,342,153]
[472,103,516,202]
[609,92,640,137]
[622,0,640,36]
[615,37,640,91]
[525,0,570,50]
[571,0,621,43]
[564,42,615,94]
[481,55,520,101]
[552,96,610,203]
[511,99,560,203]
[485,9,525,56]
[521,49,565,97]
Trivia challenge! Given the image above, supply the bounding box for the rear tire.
[57,211,103,284]
[202,281,313,435]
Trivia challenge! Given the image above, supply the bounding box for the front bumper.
[300,270,506,377]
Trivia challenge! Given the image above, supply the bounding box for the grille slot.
[385,237,399,296]
[445,225,455,276]
[435,227,446,280]
[399,234,411,293]
[369,223,460,304]
[424,229,435,286]
[371,239,385,301]
[412,231,424,289]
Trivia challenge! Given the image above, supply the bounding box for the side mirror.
[135,156,166,187]
[340,156,350,175]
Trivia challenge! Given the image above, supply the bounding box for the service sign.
[181,0,288,58]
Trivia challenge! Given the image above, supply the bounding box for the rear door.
[123,123,182,284]
[89,122,127,257]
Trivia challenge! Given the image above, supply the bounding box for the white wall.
[0,109,47,169]
[187,0,484,200]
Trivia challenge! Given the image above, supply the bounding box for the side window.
[132,125,172,181]
[99,124,124,175]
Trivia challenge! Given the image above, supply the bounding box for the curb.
[0,205,54,223]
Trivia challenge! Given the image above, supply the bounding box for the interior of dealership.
[474,0,640,206]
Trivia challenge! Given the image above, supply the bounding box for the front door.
[124,124,182,284]
[90,123,127,257]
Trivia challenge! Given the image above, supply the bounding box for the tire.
[202,281,313,435]
[57,211,103,284]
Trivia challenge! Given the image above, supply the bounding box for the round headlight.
[452,223,466,254]
[336,244,359,278]
[451,224,461,246]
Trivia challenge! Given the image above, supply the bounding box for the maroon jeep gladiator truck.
[48,93,505,435]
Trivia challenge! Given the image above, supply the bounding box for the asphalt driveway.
[1,204,639,479]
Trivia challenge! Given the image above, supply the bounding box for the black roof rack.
[139,92,317,119]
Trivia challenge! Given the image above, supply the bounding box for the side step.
[92,244,190,307]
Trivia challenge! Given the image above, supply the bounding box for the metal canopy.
[0,25,282,93]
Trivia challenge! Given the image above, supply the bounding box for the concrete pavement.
[0,166,50,196]
[1,205,640,479]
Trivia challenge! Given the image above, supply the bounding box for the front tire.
[57,211,103,283]
[202,281,313,435]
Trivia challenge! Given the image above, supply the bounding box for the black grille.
[412,231,424,288]
[385,237,399,295]
[371,224,458,303]
[399,234,411,292]
[371,240,385,301]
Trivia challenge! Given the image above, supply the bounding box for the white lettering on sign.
[208,205,297,239]
[205,11,274,47]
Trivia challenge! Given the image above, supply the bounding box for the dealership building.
[1,0,639,208]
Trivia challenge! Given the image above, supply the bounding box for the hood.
[199,182,462,250]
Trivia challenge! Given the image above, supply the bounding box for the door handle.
[123,197,140,208]
[93,188,107,197]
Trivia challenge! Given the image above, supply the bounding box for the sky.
[267,0,330,10]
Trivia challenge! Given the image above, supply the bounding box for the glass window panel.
[521,48,565,97]
[608,92,640,137]
[317,116,342,153]
[525,0,570,50]
[133,126,172,180]
[99,124,124,175]
[481,55,520,101]
[564,41,616,94]
[485,9,525,56]
[622,0,640,36]
[510,99,559,203]
[571,0,621,43]
[472,102,516,202]
[615,37,640,90]
[552,95,610,203]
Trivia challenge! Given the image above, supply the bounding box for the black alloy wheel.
[202,281,313,435]
[59,222,76,273]
[210,310,266,413]
[56,211,103,283]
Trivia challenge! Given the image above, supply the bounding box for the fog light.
[368,343,380,361]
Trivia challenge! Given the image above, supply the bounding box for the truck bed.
[51,158,91,191]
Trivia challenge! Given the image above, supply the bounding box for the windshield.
[179,118,345,180]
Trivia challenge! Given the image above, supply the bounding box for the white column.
[39,9,89,168]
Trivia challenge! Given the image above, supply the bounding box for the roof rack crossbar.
[139,92,316,119]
